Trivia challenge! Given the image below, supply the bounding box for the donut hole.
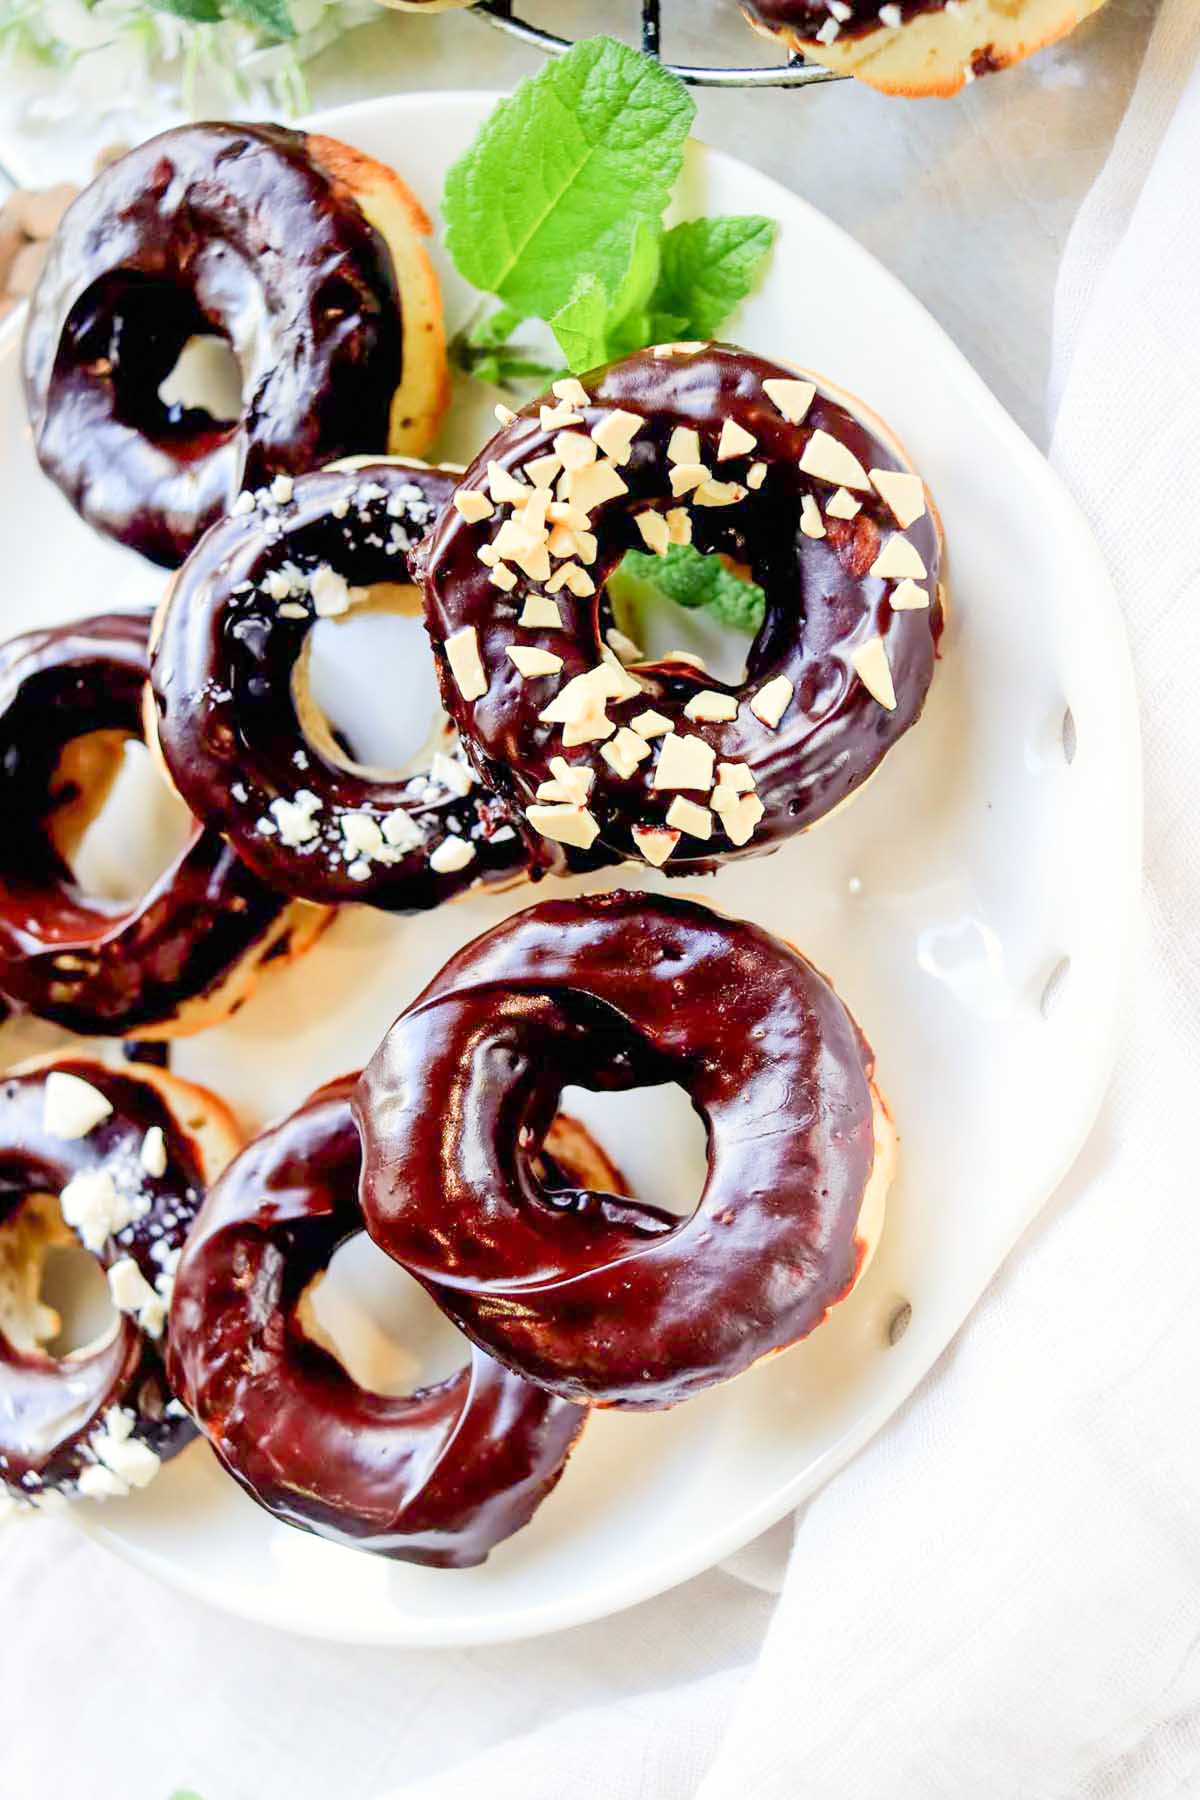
[48,732,193,906]
[298,1234,467,1395]
[0,1195,115,1358]
[68,271,244,447]
[300,587,448,777]
[556,1083,708,1221]
[608,547,761,685]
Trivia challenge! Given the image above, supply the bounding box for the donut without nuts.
[416,343,942,876]
[0,1053,241,1508]
[149,462,532,911]
[168,1076,602,1566]
[0,611,330,1038]
[22,122,448,566]
[355,891,894,1410]
[741,0,1108,97]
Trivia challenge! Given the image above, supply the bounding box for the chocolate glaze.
[743,0,949,37]
[417,344,941,875]
[22,123,404,567]
[151,462,534,911]
[355,891,879,1409]
[0,611,295,1036]
[169,1076,589,1567]
[0,1059,205,1499]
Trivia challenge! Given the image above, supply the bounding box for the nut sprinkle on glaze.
[415,344,943,875]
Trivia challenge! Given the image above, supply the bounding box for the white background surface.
[0,2,1182,1795]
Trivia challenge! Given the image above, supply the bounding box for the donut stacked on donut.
[168,1078,615,1564]
[0,611,330,1039]
[0,1055,240,1508]
[356,891,894,1409]
[149,461,531,912]
[22,123,448,566]
[740,0,1107,96]
[417,343,942,875]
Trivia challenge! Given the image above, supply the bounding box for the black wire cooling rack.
[472,0,845,87]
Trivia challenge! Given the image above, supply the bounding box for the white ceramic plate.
[0,93,1139,1646]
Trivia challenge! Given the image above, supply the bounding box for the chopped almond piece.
[889,578,930,610]
[526,804,600,849]
[591,409,644,464]
[519,593,563,629]
[636,511,670,555]
[799,495,826,539]
[632,824,680,865]
[869,467,927,528]
[868,534,927,580]
[506,646,563,678]
[825,487,861,520]
[652,732,716,792]
[749,675,793,729]
[850,637,897,710]
[684,690,739,723]
[763,378,815,424]
[717,419,757,460]
[799,429,870,491]
[665,796,713,839]
[454,489,493,524]
[444,626,487,702]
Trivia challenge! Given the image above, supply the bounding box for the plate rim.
[6,88,1142,1646]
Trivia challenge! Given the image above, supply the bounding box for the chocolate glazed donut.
[21,122,445,567]
[169,1076,596,1566]
[150,462,530,911]
[0,611,328,1038]
[417,344,942,876]
[0,1056,241,1505]
[355,892,895,1410]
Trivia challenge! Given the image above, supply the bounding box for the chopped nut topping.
[429,836,477,875]
[747,462,767,490]
[653,341,706,357]
[869,467,926,527]
[606,628,643,664]
[684,689,739,723]
[632,824,680,865]
[494,403,517,426]
[763,378,816,425]
[669,463,708,498]
[825,487,862,520]
[525,803,601,849]
[553,377,591,409]
[341,813,385,858]
[717,419,757,460]
[563,564,596,597]
[665,795,713,839]
[850,636,898,710]
[43,1071,114,1141]
[554,430,597,472]
[430,752,474,797]
[539,662,638,746]
[720,793,765,846]
[889,578,930,610]
[668,426,701,466]
[519,593,563,629]
[489,563,518,591]
[487,462,531,505]
[635,510,671,555]
[652,732,717,792]
[454,489,494,524]
[573,530,599,565]
[507,646,564,678]
[381,809,423,854]
[750,674,794,729]
[602,727,653,780]
[591,409,645,464]
[694,479,745,508]
[444,625,488,702]
[799,494,827,539]
[140,1126,168,1178]
[546,561,579,594]
[526,453,562,490]
[631,709,674,739]
[477,544,500,568]
[716,760,757,793]
[537,758,594,806]
[540,402,583,431]
[565,460,628,515]
[799,429,871,491]
[666,508,693,546]
[869,534,927,580]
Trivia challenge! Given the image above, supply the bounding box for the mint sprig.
[442,36,777,638]
[609,544,766,644]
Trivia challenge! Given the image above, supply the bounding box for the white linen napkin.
[2,7,1197,1796]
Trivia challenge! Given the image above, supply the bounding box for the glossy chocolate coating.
[151,463,532,911]
[743,0,948,38]
[169,1076,587,1567]
[0,1060,204,1499]
[356,891,878,1409]
[417,344,941,874]
[0,611,294,1036]
[22,123,403,567]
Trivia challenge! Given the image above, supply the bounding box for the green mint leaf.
[609,543,766,639]
[147,0,223,21]
[222,0,295,38]
[471,350,558,389]
[607,218,662,334]
[468,305,526,350]
[443,35,694,321]
[549,274,610,376]
[650,216,777,340]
